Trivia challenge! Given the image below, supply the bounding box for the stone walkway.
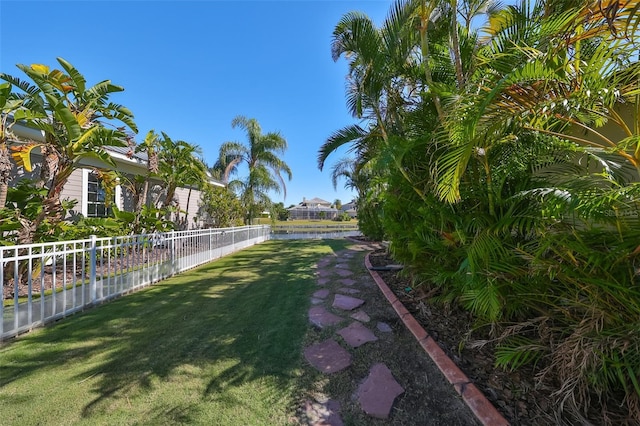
[303,243,403,425]
[299,242,506,426]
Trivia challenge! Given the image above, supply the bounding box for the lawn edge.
[362,249,510,426]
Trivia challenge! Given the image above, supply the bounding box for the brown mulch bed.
[367,248,561,426]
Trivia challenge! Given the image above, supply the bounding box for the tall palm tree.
[322,0,472,200]
[216,116,292,224]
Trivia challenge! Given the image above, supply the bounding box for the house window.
[86,173,112,217]
[82,169,121,218]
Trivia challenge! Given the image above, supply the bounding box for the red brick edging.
[364,252,510,426]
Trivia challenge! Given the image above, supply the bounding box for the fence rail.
[1,225,270,341]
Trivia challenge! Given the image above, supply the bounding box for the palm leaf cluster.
[321,0,640,422]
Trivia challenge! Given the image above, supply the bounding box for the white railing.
[1,225,271,341]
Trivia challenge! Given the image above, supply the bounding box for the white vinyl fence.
[1,225,270,341]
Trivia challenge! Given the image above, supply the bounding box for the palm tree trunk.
[185,187,192,226]
[449,0,465,88]
[133,179,149,233]
[481,154,496,217]
[0,182,7,210]
[419,0,445,122]
[26,161,74,243]
[163,185,176,209]
[0,144,12,209]
[136,180,149,212]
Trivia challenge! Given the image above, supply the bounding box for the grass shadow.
[0,239,351,424]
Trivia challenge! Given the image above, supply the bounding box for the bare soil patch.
[367,249,559,426]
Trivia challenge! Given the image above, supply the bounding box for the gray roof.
[105,145,148,162]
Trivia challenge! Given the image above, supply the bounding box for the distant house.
[6,119,224,229]
[340,201,357,218]
[288,197,338,220]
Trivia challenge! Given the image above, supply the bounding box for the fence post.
[90,235,97,304]
[209,229,213,261]
[170,231,176,276]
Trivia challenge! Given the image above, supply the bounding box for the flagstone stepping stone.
[317,268,332,277]
[310,297,324,305]
[333,294,365,311]
[356,363,405,419]
[377,322,393,333]
[335,263,350,269]
[351,311,370,322]
[309,306,344,328]
[304,339,352,374]
[337,321,378,348]
[317,278,330,286]
[339,278,356,286]
[313,289,331,299]
[338,287,360,294]
[336,269,353,277]
[304,399,343,426]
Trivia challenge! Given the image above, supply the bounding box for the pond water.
[269,230,362,240]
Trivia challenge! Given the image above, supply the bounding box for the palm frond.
[56,57,86,94]
[318,124,367,170]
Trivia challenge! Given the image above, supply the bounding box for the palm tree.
[323,0,476,200]
[155,132,207,227]
[216,116,292,224]
[134,130,160,211]
[182,159,209,225]
[0,57,137,243]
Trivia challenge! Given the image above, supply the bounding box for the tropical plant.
[0,57,137,243]
[196,185,244,228]
[325,0,640,422]
[216,116,292,224]
[152,132,207,229]
[112,204,174,234]
[130,130,160,231]
[272,201,290,222]
[0,81,23,210]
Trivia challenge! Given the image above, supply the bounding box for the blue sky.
[0,0,391,207]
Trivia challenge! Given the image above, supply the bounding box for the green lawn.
[0,239,350,425]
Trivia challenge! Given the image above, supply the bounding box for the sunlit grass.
[0,239,351,425]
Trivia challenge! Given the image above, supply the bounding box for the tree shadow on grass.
[0,239,351,423]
